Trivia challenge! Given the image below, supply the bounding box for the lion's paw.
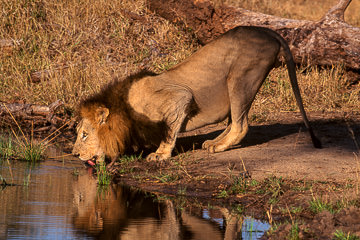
[202,140,217,153]
[202,140,214,150]
[203,142,229,153]
[146,153,160,161]
[146,152,171,161]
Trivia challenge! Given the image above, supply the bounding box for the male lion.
[72,26,321,167]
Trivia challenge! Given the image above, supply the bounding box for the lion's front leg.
[146,137,176,161]
[146,123,183,161]
[146,91,193,161]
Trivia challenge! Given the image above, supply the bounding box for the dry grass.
[212,0,360,26]
[0,0,359,117]
[0,0,198,111]
[250,65,360,121]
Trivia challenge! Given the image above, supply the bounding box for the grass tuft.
[309,197,334,214]
[22,142,46,162]
[96,161,112,186]
[0,135,15,160]
[0,133,46,162]
[333,230,360,240]
[288,222,300,240]
[264,176,285,204]
[117,153,142,174]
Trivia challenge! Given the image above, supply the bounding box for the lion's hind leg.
[202,121,231,150]
[203,114,249,153]
[203,63,268,153]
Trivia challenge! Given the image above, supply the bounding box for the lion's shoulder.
[80,70,157,110]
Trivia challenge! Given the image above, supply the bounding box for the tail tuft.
[309,130,322,149]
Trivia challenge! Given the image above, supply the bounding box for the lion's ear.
[95,107,109,125]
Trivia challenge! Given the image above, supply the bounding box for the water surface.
[0,154,269,239]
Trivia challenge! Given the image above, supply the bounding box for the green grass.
[228,174,249,194]
[280,206,303,215]
[264,176,285,204]
[96,161,112,186]
[233,204,245,215]
[309,197,334,214]
[154,172,178,183]
[117,154,142,174]
[119,154,142,164]
[0,135,15,160]
[0,134,46,162]
[309,196,359,214]
[288,222,300,240]
[333,230,360,240]
[22,142,46,162]
[216,189,229,198]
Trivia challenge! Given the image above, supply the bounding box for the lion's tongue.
[87,160,96,166]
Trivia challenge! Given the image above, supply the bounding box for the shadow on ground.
[176,119,360,154]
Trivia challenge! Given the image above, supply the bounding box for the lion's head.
[72,71,169,165]
[72,102,131,166]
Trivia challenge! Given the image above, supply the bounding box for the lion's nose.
[72,150,80,157]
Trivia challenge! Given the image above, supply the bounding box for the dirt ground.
[108,111,360,238]
[115,112,360,186]
[176,111,360,183]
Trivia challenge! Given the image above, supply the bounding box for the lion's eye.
[81,132,88,140]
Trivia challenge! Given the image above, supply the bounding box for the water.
[0,154,270,240]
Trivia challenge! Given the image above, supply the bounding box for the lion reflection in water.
[72,174,245,239]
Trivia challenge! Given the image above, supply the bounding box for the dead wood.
[148,0,360,71]
[0,100,62,117]
[0,100,75,133]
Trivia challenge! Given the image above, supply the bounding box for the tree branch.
[149,0,360,70]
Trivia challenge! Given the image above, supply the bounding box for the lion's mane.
[79,71,168,159]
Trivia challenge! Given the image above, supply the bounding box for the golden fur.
[73,26,320,166]
[72,71,168,166]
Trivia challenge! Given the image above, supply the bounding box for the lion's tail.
[263,28,322,149]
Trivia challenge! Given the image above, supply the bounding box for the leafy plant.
[281,206,303,215]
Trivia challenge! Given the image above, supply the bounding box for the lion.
[72,26,321,167]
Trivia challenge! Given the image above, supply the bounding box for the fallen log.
[0,100,75,133]
[0,100,62,117]
[148,0,360,71]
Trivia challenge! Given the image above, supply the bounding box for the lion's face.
[72,118,105,165]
